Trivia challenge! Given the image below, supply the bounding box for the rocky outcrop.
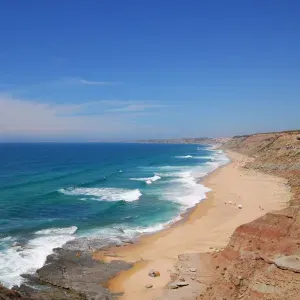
[0,285,30,300]
[199,130,300,299]
[35,248,131,300]
[2,246,132,300]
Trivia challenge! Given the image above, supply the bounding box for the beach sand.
[94,151,291,300]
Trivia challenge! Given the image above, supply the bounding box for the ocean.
[0,143,229,288]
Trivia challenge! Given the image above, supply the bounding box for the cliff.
[201,130,300,299]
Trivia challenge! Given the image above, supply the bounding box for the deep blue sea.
[0,143,229,287]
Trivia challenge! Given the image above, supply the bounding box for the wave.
[130,174,161,185]
[59,187,142,202]
[35,226,78,236]
[0,226,77,288]
[82,218,183,246]
[175,155,193,159]
[1,169,93,191]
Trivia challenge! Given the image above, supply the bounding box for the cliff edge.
[200,130,300,299]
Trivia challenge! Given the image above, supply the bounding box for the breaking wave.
[59,187,142,202]
[130,174,161,184]
[0,226,77,288]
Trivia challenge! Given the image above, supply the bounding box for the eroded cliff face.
[201,131,300,300]
[223,131,300,205]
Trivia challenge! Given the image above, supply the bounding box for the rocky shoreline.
[2,238,133,300]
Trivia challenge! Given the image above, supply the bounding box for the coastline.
[93,150,291,300]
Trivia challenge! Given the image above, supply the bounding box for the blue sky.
[0,0,299,141]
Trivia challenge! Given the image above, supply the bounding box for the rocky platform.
[1,238,132,300]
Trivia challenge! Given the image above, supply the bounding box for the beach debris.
[238,204,243,209]
[75,252,81,257]
[148,270,160,277]
[189,267,197,272]
[145,284,153,289]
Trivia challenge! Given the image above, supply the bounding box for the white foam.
[35,226,78,236]
[84,218,183,244]
[157,165,190,170]
[0,226,77,288]
[175,155,193,159]
[0,236,15,243]
[159,167,211,208]
[157,149,229,208]
[130,174,161,185]
[59,187,142,202]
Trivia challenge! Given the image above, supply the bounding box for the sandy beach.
[94,151,291,300]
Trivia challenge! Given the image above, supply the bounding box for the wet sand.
[94,151,291,300]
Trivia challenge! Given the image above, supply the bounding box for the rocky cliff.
[201,130,300,299]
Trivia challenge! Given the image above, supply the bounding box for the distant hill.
[135,137,230,145]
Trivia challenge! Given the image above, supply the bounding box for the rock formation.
[200,130,300,299]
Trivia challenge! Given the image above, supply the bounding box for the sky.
[0,0,300,142]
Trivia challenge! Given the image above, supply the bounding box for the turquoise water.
[0,143,228,287]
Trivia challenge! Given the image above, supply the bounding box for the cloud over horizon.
[0,95,165,141]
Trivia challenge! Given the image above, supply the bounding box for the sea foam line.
[0,226,77,288]
[59,187,142,202]
[130,174,161,184]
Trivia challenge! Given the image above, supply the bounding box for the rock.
[145,284,153,289]
[168,283,178,289]
[238,204,243,209]
[148,270,160,277]
[273,255,300,273]
[35,248,132,300]
[233,276,242,286]
[175,281,189,287]
[189,267,197,272]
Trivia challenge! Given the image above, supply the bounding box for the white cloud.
[108,103,166,112]
[0,96,160,141]
[78,79,116,86]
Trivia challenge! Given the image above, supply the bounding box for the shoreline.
[93,150,291,300]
